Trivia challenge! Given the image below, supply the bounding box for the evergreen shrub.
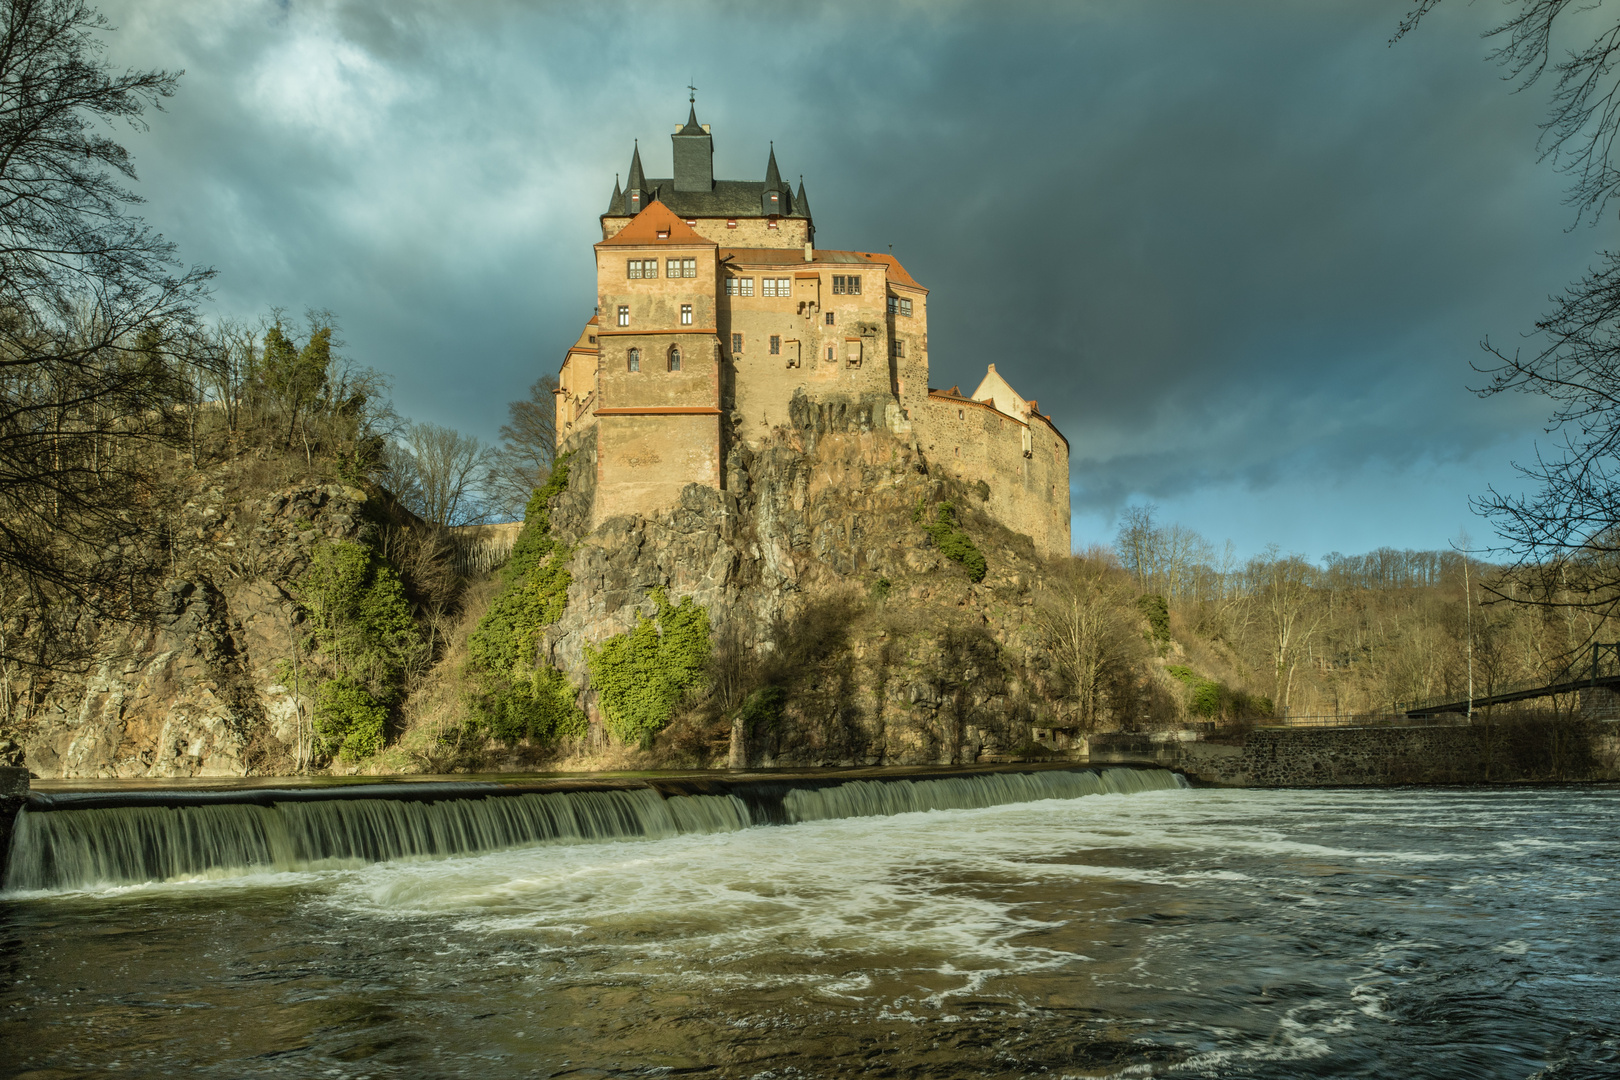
[585,587,712,743]
[464,451,588,742]
[916,499,987,582]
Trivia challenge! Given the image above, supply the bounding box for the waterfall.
[3,767,1185,894]
[781,766,1186,823]
[3,788,751,894]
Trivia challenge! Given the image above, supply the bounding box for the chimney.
[804,241,814,263]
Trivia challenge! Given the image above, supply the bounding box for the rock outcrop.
[17,482,375,779]
[547,419,1062,767]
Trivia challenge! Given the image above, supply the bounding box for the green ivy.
[918,500,987,583]
[294,540,420,761]
[585,587,711,743]
[313,677,387,760]
[1138,594,1170,643]
[735,685,786,736]
[1165,664,1271,721]
[464,452,587,742]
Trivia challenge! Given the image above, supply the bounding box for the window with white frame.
[732,333,743,353]
[667,257,696,279]
[832,274,861,295]
[617,305,629,327]
[680,304,692,325]
[899,297,913,317]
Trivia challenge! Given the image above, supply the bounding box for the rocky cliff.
[16,481,380,779]
[545,414,1064,767]
[13,408,1072,777]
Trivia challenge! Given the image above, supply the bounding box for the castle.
[554,103,1071,559]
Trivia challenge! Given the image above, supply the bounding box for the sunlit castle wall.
[919,385,1071,560]
[554,105,1071,557]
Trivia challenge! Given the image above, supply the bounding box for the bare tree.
[1115,504,1157,594]
[389,422,492,528]
[1037,556,1136,731]
[1398,3,1620,615]
[487,374,557,519]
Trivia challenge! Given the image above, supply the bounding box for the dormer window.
[656,229,670,239]
[727,219,737,229]
[766,219,779,229]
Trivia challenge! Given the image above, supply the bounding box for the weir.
[2,766,1186,895]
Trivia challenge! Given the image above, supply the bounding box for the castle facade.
[554,104,1071,559]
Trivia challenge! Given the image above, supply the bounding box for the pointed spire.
[627,140,645,191]
[678,101,705,136]
[764,142,782,190]
[795,175,811,219]
[608,173,622,214]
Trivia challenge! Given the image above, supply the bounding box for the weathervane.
[688,81,696,104]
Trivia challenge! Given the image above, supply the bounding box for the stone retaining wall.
[1088,721,1620,786]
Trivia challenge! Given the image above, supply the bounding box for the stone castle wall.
[1087,722,1620,786]
[603,214,811,250]
[918,395,1071,559]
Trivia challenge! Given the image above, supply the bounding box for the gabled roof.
[715,248,924,288]
[596,201,718,248]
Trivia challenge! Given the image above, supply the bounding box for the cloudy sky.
[96,0,1614,560]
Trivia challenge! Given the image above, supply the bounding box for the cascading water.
[781,763,1186,823]
[2,766,1182,894]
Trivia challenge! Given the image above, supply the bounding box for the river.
[2,779,1616,1078]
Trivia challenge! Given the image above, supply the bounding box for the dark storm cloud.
[96,0,1607,553]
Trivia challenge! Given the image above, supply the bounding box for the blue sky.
[97,0,1613,560]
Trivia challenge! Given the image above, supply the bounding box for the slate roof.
[607,178,810,219]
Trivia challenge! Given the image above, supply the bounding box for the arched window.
[667,345,681,372]
[627,348,640,372]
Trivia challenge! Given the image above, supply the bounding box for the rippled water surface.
[3,785,1618,1078]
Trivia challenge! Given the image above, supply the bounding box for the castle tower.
[557,101,1072,557]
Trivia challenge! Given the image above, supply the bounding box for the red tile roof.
[597,201,717,248]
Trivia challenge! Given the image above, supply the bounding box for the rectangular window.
[732,332,743,353]
[770,335,780,355]
[682,258,696,278]
[778,277,791,294]
[740,277,754,297]
[893,338,905,357]
[832,274,861,295]
[826,345,834,361]
[617,305,629,327]
[667,258,680,278]
[887,296,898,314]
[762,279,778,297]
[766,219,779,229]
[825,311,835,325]
[680,304,692,325]
[627,259,641,279]
[727,219,737,229]
[726,278,737,296]
[899,297,913,317]
[627,258,657,279]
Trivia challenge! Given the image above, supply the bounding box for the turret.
[761,143,789,216]
[626,141,647,216]
[672,103,714,192]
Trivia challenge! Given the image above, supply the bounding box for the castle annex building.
[555,104,1071,558]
